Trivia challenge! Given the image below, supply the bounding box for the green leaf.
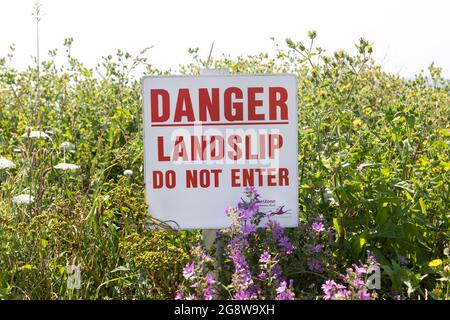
[376,203,389,226]
[59,267,66,276]
[351,235,367,255]
[394,181,415,194]
[418,197,427,216]
[19,264,35,271]
[333,217,341,237]
[111,265,130,273]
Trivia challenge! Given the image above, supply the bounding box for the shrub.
[0,32,448,299]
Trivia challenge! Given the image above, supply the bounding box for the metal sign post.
[200,68,230,292]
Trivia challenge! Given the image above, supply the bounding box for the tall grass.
[0,33,449,299]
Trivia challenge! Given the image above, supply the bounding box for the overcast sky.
[1,0,449,78]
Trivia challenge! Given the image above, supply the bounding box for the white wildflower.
[123,169,133,177]
[60,141,76,152]
[0,157,15,169]
[54,163,80,171]
[356,163,373,172]
[322,189,339,206]
[22,130,52,140]
[323,190,334,202]
[13,194,34,205]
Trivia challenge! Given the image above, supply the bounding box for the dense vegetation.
[0,33,449,299]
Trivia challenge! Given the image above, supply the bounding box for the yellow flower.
[429,259,443,268]
[353,118,363,126]
[432,288,442,295]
